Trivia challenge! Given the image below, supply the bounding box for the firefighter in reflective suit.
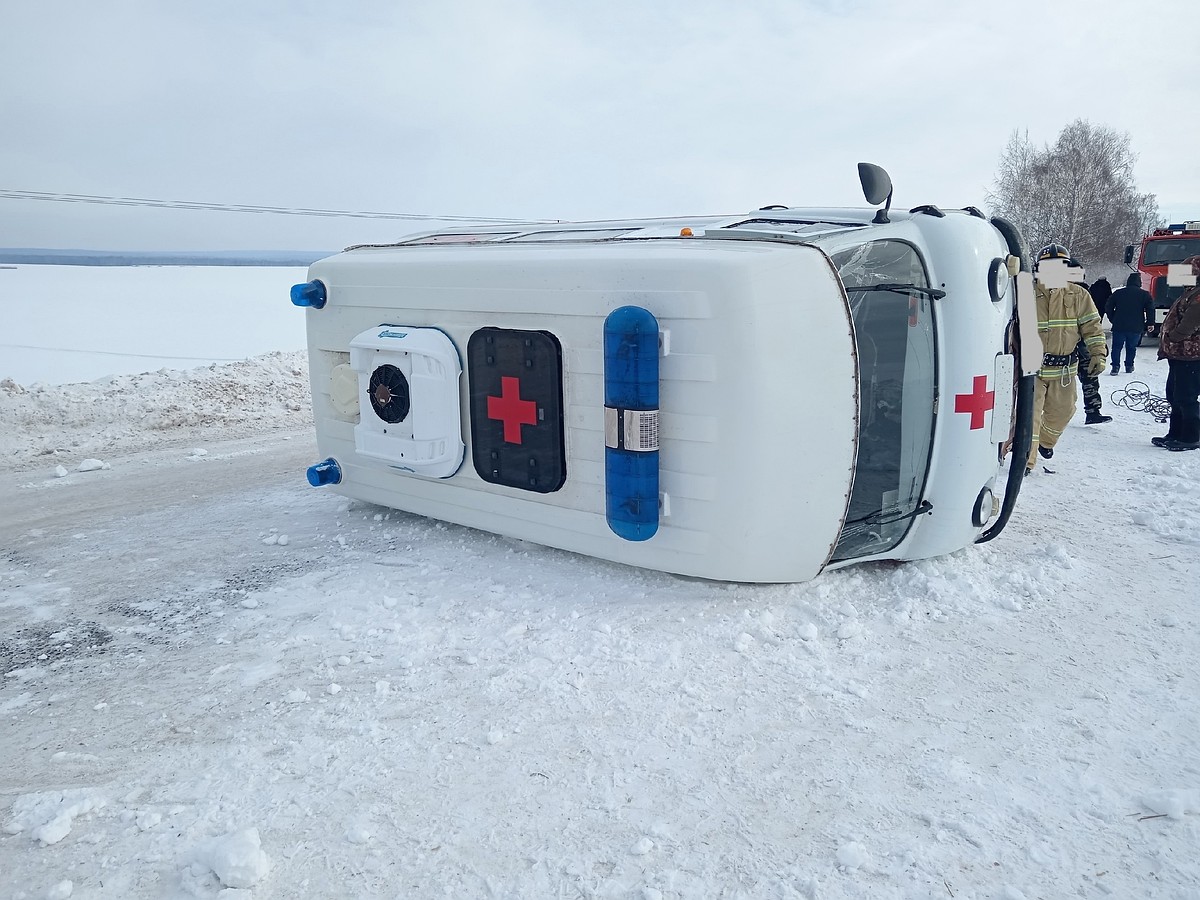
[1028,244,1108,474]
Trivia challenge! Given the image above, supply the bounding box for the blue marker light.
[603,306,660,541]
[291,279,327,309]
[306,457,342,486]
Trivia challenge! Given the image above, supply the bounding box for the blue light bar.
[603,306,660,541]
[291,279,327,309]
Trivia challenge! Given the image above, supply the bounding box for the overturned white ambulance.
[293,164,1038,583]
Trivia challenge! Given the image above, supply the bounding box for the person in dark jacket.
[1088,276,1112,318]
[1105,273,1155,374]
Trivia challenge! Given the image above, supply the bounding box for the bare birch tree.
[987,120,1160,270]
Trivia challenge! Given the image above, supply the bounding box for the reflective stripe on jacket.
[1035,282,1107,378]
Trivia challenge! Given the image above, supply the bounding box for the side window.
[829,241,937,561]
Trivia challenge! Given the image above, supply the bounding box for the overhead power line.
[0,342,243,363]
[0,189,558,225]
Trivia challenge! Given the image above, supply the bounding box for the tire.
[989,217,1031,272]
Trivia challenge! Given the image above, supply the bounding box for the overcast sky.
[2,0,1198,251]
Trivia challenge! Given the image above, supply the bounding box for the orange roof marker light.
[679,227,694,237]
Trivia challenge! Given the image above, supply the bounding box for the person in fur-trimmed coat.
[1154,256,1200,451]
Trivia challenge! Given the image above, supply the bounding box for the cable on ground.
[1109,380,1171,423]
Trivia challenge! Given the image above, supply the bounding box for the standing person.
[1088,276,1113,318]
[1154,255,1200,451]
[1073,263,1111,424]
[1105,273,1155,374]
[1075,336,1111,423]
[1028,245,1109,473]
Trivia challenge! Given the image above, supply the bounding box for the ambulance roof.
[343,206,983,253]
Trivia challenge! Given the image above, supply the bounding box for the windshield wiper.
[842,500,934,528]
[851,283,947,300]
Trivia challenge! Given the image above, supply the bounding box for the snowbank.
[0,352,311,473]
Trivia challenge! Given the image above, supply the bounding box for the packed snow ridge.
[0,351,311,472]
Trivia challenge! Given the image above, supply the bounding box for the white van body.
[297,205,1032,583]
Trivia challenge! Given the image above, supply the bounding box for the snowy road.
[1,431,317,537]
[2,408,1198,898]
[1,430,324,673]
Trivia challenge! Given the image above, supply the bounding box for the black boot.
[1109,366,1119,376]
[1084,411,1112,425]
[1038,445,1054,459]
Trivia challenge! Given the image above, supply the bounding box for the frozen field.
[0,265,309,386]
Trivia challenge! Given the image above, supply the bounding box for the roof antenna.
[857,162,893,224]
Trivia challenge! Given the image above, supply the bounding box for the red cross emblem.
[467,327,565,493]
[487,376,538,444]
[954,375,995,430]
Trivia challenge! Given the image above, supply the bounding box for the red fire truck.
[1125,221,1200,339]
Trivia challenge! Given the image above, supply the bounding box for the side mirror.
[1123,245,1134,265]
[857,162,893,224]
[857,163,892,205]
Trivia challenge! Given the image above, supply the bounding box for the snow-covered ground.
[1,267,1198,899]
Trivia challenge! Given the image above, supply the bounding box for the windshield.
[1143,238,1200,266]
[828,240,937,561]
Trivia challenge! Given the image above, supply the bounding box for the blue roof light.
[291,279,327,309]
[306,457,342,487]
[603,306,660,541]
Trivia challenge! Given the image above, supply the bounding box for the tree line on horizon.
[0,248,331,267]
[986,118,1163,277]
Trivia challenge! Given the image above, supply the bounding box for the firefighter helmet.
[1036,243,1071,262]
